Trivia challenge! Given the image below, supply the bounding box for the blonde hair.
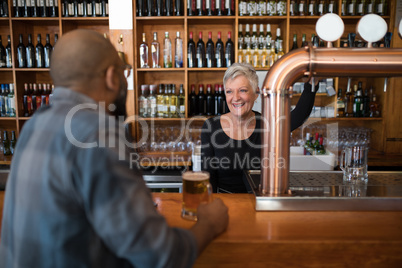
[223,63,258,93]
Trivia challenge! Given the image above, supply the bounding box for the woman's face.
[225,75,258,119]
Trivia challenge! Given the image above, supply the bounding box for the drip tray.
[245,170,402,211]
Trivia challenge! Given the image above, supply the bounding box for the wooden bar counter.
[153,193,402,267]
[1,191,402,266]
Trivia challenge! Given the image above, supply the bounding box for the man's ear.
[105,65,119,93]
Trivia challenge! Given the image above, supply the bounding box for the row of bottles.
[291,33,324,49]
[239,0,286,16]
[136,0,235,16]
[340,0,388,16]
[61,0,109,17]
[139,83,185,118]
[22,82,54,117]
[336,81,381,118]
[12,0,58,17]
[1,130,17,156]
[16,33,57,68]
[290,0,338,15]
[0,83,15,117]
[303,132,326,155]
[140,31,183,68]
[188,31,234,68]
[188,83,228,116]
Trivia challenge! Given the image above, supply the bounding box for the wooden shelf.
[187,67,227,71]
[0,117,17,121]
[14,68,50,72]
[137,68,184,72]
[0,155,12,165]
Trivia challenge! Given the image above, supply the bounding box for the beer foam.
[182,172,210,181]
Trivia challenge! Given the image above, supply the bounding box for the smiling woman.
[201,63,317,193]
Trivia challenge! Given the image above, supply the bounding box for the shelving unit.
[132,0,398,166]
[0,1,109,165]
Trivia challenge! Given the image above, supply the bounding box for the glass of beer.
[181,171,212,221]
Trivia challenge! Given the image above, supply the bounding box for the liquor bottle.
[44,34,52,68]
[267,0,277,15]
[196,0,204,15]
[178,84,185,117]
[206,84,214,115]
[205,32,214,68]
[151,32,160,68]
[357,0,366,15]
[39,0,47,17]
[244,43,252,65]
[268,41,276,67]
[316,136,326,155]
[2,130,11,156]
[196,31,205,68]
[353,88,363,117]
[369,93,380,117]
[258,0,267,16]
[95,0,102,16]
[175,31,183,68]
[251,24,258,51]
[5,35,11,68]
[266,24,272,48]
[341,0,347,15]
[175,0,182,15]
[139,85,148,117]
[299,0,307,16]
[0,36,5,68]
[290,0,298,16]
[170,84,178,118]
[303,133,313,155]
[237,44,244,63]
[275,28,282,53]
[276,41,284,60]
[308,0,317,16]
[189,84,197,116]
[22,0,29,17]
[216,85,225,115]
[301,33,308,46]
[328,0,337,13]
[239,0,248,16]
[248,0,257,16]
[277,0,286,16]
[197,84,205,115]
[10,131,17,155]
[215,32,224,68]
[147,85,157,118]
[165,0,173,16]
[0,85,6,116]
[163,32,172,68]
[258,24,265,51]
[139,33,149,68]
[26,34,35,68]
[238,24,244,52]
[156,84,165,117]
[317,0,326,15]
[187,31,196,68]
[163,84,170,118]
[77,0,84,16]
[344,83,354,117]
[7,84,15,117]
[62,0,68,16]
[260,42,269,67]
[362,88,370,117]
[35,34,44,68]
[252,46,260,67]
[17,34,27,68]
[376,0,386,16]
[23,83,32,116]
[336,88,345,117]
[146,0,153,16]
[244,24,251,52]
[291,34,298,50]
[225,31,235,67]
[367,0,375,14]
[348,0,357,15]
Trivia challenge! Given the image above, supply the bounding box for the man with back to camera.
[0,29,229,268]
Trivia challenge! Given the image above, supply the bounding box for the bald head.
[50,29,121,90]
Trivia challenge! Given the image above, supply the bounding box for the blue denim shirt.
[0,88,197,268]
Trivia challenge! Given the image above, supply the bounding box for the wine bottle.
[156,84,164,117]
[336,88,345,117]
[187,31,196,68]
[44,34,52,68]
[17,34,27,68]
[62,0,69,16]
[175,0,182,15]
[197,84,205,115]
[226,0,234,16]
[178,84,185,117]
[275,28,282,53]
[139,33,149,68]
[48,0,58,17]
[215,32,224,68]
[151,32,160,68]
[196,31,205,68]
[196,0,204,15]
[308,0,317,16]
[35,34,44,68]
[291,34,298,50]
[147,0,153,16]
[39,0,48,17]
[206,32,214,68]
[206,84,214,115]
[163,32,172,68]
[165,0,172,16]
[169,84,178,118]
[156,0,163,16]
[100,0,107,16]
[26,34,35,68]
[0,0,8,17]
[5,35,12,68]
[215,0,222,16]
[188,0,195,16]
[22,0,29,17]
[225,31,234,67]
[175,31,183,68]
[189,84,197,116]
[206,0,213,15]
